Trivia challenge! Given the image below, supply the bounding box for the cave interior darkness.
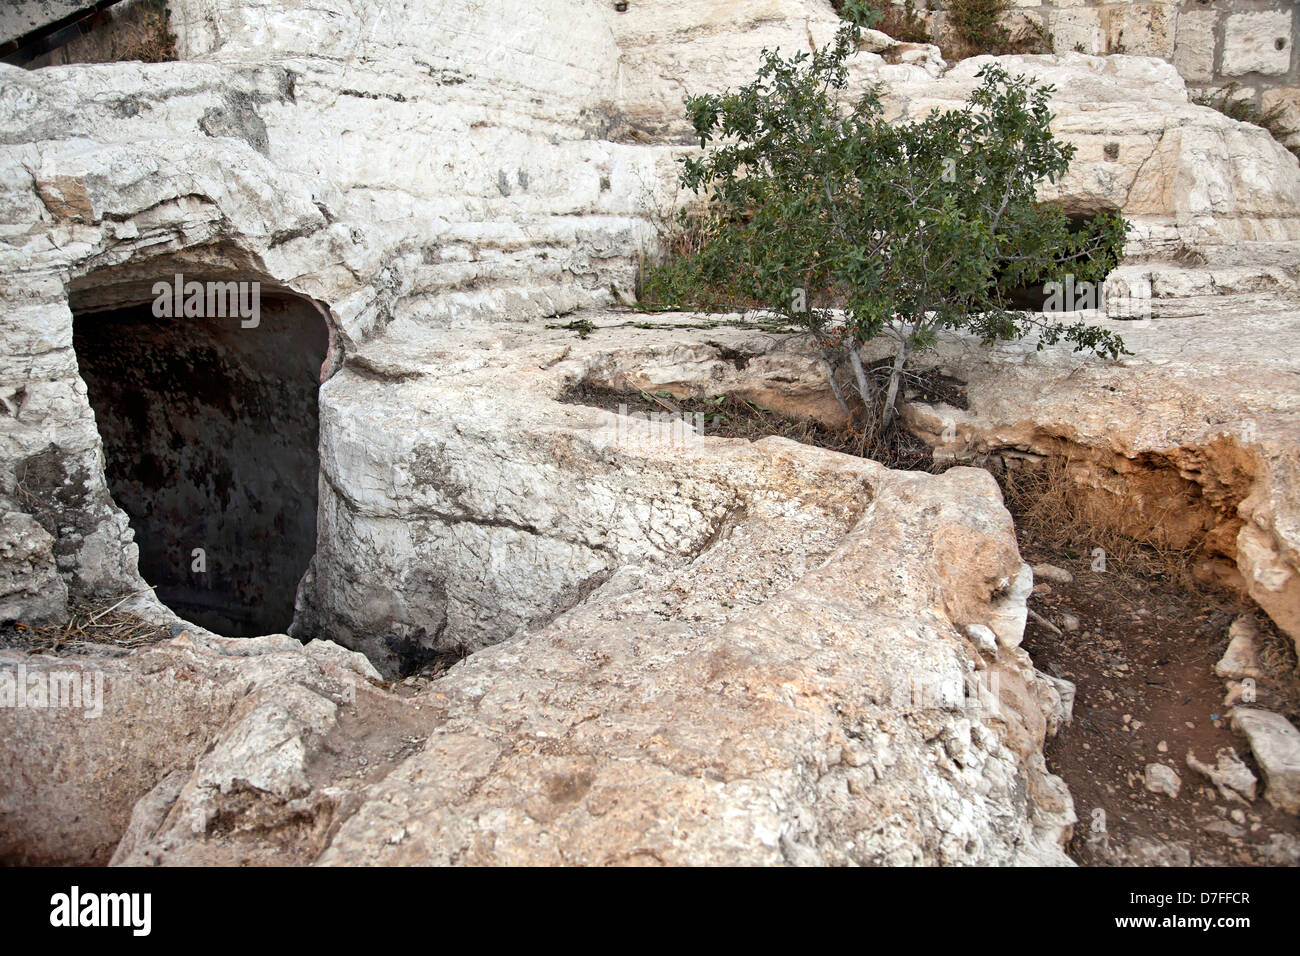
[72,288,329,637]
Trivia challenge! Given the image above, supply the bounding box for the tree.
[652,23,1129,438]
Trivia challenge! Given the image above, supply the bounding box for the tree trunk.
[847,348,875,411]
[821,358,853,422]
[880,342,908,428]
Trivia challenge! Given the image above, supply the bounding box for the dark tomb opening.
[998,210,1124,312]
[73,290,329,636]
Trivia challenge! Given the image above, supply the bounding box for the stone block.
[1223,11,1293,77]
[1049,8,1104,56]
[1173,7,1217,84]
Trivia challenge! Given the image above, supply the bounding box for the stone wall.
[926,1,1296,88]
[922,1,1299,146]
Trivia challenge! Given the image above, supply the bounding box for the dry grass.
[1259,622,1300,681]
[873,1,932,44]
[109,0,177,64]
[634,199,787,314]
[644,205,720,269]
[636,195,707,307]
[3,588,169,654]
[997,456,1202,587]
[1256,616,1300,724]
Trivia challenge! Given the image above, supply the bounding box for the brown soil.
[1017,543,1300,866]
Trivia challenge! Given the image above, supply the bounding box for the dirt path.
[1018,545,1300,866]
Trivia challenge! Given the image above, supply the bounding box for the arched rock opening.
[999,210,1123,312]
[71,285,329,636]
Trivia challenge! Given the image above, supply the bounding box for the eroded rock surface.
[1232,709,1300,815]
[3,0,1297,625]
[0,633,379,864]
[0,511,66,625]
[5,411,1077,865]
[901,291,1300,654]
[0,0,1298,867]
[1,316,1077,865]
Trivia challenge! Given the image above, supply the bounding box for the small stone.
[1186,748,1257,804]
[1144,762,1182,798]
[1157,740,1168,753]
[1215,616,1263,681]
[988,563,1033,649]
[1037,672,1076,735]
[1204,818,1244,838]
[1223,680,1257,708]
[1059,611,1081,633]
[965,623,998,656]
[1032,563,1074,585]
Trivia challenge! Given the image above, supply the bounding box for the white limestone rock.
[1232,709,1300,815]
[1186,747,1258,805]
[1215,615,1263,682]
[1222,11,1294,78]
[0,511,67,625]
[1144,762,1182,799]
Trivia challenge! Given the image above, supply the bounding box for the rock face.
[314,455,1072,866]
[3,417,1076,864]
[0,511,67,625]
[540,296,1300,659]
[0,0,660,615]
[0,632,383,865]
[2,0,1298,625]
[0,0,1298,865]
[0,312,1082,865]
[901,289,1300,656]
[1144,763,1181,799]
[1232,709,1300,815]
[883,54,1300,250]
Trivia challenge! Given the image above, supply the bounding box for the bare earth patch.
[1017,547,1300,866]
[558,374,956,471]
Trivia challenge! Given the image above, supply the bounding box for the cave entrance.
[72,287,329,637]
[998,211,1121,312]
